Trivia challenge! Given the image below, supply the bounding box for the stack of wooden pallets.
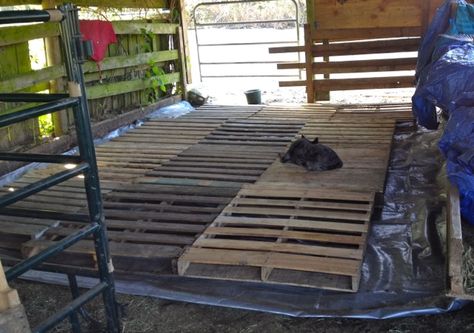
[0,103,411,292]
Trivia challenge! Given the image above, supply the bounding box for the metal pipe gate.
[193,0,301,81]
[0,4,120,333]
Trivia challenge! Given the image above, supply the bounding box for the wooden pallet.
[145,118,304,185]
[179,105,261,120]
[200,119,304,146]
[445,183,474,300]
[7,182,239,274]
[178,184,375,292]
[253,109,399,192]
[252,104,336,120]
[0,103,402,287]
[334,103,415,121]
[94,118,226,181]
[146,144,279,185]
[0,105,262,273]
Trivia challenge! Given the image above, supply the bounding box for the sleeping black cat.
[280,135,343,171]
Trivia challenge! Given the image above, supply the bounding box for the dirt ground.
[10,280,474,333]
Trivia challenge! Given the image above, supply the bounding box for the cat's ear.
[301,134,305,139]
[312,137,319,144]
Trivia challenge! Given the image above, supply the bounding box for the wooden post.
[421,0,431,38]
[178,0,192,84]
[42,0,68,136]
[177,26,188,99]
[303,24,315,103]
[315,39,330,101]
[0,261,20,312]
[0,262,32,333]
[447,184,465,296]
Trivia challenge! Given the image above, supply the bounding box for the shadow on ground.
[12,280,474,333]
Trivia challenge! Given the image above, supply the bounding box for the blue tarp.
[413,0,474,224]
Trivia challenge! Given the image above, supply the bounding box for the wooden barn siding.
[308,0,444,40]
[270,0,447,101]
[0,40,39,151]
[0,1,183,152]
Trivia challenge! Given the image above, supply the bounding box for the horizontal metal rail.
[201,61,297,65]
[0,9,63,25]
[0,97,79,128]
[0,93,70,103]
[34,281,108,333]
[198,41,297,47]
[0,153,82,164]
[5,223,100,281]
[202,74,298,78]
[196,19,295,27]
[0,208,91,223]
[1,4,121,332]
[193,0,301,81]
[0,162,89,208]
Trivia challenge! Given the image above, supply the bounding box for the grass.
[463,245,474,294]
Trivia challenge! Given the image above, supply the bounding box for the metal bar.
[0,10,62,25]
[0,162,89,208]
[193,0,301,82]
[294,0,302,80]
[201,61,296,65]
[196,19,295,27]
[0,208,90,223]
[0,98,79,128]
[198,41,297,47]
[194,0,281,7]
[2,258,99,279]
[1,4,120,333]
[60,4,120,332]
[0,153,82,164]
[68,313,81,333]
[34,282,107,333]
[202,74,299,78]
[5,223,99,281]
[194,14,203,81]
[0,93,70,103]
[67,275,83,333]
[68,274,102,327]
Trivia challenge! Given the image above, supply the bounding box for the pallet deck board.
[0,103,412,290]
[178,183,375,291]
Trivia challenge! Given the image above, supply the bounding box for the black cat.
[280,135,343,171]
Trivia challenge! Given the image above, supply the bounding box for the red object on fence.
[79,20,117,62]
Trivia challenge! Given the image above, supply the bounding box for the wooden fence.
[0,0,188,151]
[271,0,444,102]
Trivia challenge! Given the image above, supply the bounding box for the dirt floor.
[10,280,474,333]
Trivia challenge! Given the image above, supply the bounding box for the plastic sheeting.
[148,101,195,119]
[412,0,474,224]
[22,125,468,319]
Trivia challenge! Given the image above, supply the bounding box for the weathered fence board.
[0,3,185,152]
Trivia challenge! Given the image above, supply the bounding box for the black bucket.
[244,89,262,104]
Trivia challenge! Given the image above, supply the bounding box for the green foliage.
[140,28,155,52]
[145,59,169,103]
[38,114,54,138]
[139,28,169,103]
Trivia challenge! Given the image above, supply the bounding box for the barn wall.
[300,0,445,100]
[0,0,187,151]
[308,0,444,40]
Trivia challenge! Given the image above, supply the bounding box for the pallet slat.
[178,184,375,292]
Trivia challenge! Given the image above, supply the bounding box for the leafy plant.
[145,59,169,103]
[38,114,54,138]
[140,28,155,53]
